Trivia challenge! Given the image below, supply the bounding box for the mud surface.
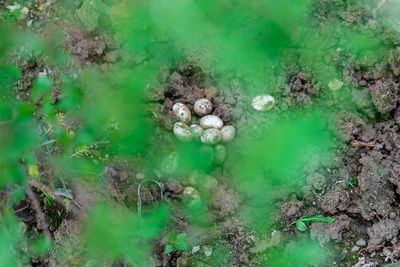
[3,0,400,266]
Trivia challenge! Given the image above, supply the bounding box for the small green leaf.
[168,232,176,243]
[28,164,39,178]
[176,233,186,242]
[7,186,26,206]
[296,221,307,232]
[32,235,52,256]
[33,76,52,99]
[175,241,188,251]
[300,216,335,223]
[164,244,174,254]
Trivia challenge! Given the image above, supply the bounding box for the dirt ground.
[3,0,400,266]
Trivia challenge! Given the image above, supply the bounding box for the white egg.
[328,79,343,91]
[214,144,227,164]
[190,124,204,139]
[200,115,223,129]
[173,122,192,142]
[161,152,179,174]
[172,103,191,123]
[183,186,201,205]
[220,125,236,142]
[251,95,275,111]
[202,175,218,190]
[200,128,222,145]
[194,98,213,116]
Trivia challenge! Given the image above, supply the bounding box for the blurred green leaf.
[164,244,174,254]
[295,221,307,232]
[32,235,52,256]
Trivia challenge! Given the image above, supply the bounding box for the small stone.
[383,248,392,257]
[356,239,367,247]
[136,173,145,180]
[252,95,275,111]
[351,246,360,252]
[192,245,200,254]
[203,246,213,257]
[200,115,223,129]
[194,98,213,116]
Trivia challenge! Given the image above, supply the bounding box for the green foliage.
[40,191,56,206]
[2,9,22,22]
[32,76,52,100]
[346,177,359,189]
[7,186,26,206]
[164,232,188,254]
[32,235,52,256]
[267,238,328,266]
[82,204,168,264]
[291,216,336,232]
[0,210,25,266]
[0,0,398,265]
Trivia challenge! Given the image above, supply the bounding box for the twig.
[377,0,387,9]
[137,180,164,219]
[40,139,56,146]
[14,206,29,214]
[70,140,109,158]
[29,179,81,216]
[351,140,375,148]
[26,186,51,238]
[42,125,53,136]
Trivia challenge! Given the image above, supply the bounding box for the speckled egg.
[220,125,235,142]
[194,98,213,116]
[172,103,191,123]
[190,124,204,139]
[183,186,201,205]
[173,122,192,142]
[214,144,227,164]
[251,95,275,111]
[200,115,223,129]
[201,128,222,145]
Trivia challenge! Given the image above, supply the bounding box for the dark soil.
[3,0,400,267]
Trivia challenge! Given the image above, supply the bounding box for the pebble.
[192,246,200,254]
[383,248,392,258]
[251,95,275,111]
[194,98,213,116]
[203,246,213,257]
[136,173,145,180]
[356,239,367,247]
[351,246,360,252]
[200,115,223,129]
